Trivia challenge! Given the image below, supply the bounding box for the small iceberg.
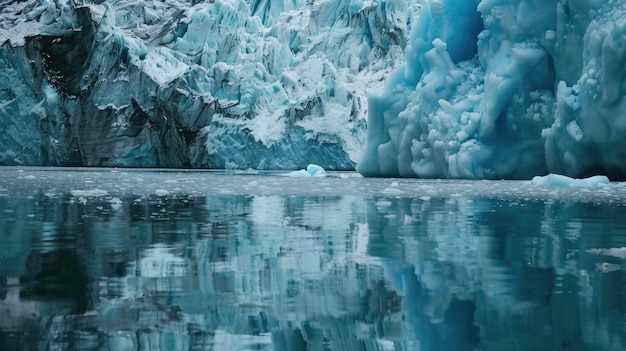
[286,164,327,177]
[531,174,610,187]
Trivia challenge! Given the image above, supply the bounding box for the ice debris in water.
[109,197,123,210]
[155,189,171,196]
[70,189,108,197]
[286,164,327,177]
[531,174,610,187]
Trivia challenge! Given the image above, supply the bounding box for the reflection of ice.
[109,197,122,210]
[136,245,188,278]
[212,329,272,350]
[350,223,370,263]
[0,278,45,328]
[587,247,626,259]
[2,169,626,350]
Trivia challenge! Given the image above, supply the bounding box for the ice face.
[358,0,626,180]
[4,1,626,177]
[0,0,415,169]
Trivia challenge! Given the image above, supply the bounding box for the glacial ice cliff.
[358,0,626,179]
[0,0,414,169]
[4,0,626,178]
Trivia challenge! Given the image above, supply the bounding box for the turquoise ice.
[358,0,626,180]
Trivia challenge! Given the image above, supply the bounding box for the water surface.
[1,167,626,350]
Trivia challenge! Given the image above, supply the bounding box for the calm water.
[1,167,626,351]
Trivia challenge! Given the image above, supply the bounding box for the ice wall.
[0,0,415,169]
[358,0,626,179]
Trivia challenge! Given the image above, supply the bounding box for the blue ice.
[531,174,610,187]
[358,0,626,180]
[2,1,626,179]
[286,164,327,177]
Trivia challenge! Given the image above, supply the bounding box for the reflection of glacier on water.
[1,168,626,350]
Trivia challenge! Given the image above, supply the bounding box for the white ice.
[531,174,610,187]
[286,164,327,177]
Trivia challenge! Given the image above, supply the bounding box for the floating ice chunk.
[382,186,404,195]
[70,189,108,197]
[286,169,311,177]
[382,180,403,194]
[306,164,327,177]
[109,197,122,210]
[154,189,170,196]
[531,174,610,187]
[286,164,327,177]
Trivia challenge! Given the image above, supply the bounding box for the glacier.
[358,0,626,179]
[0,0,414,169]
[3,0,626,178]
